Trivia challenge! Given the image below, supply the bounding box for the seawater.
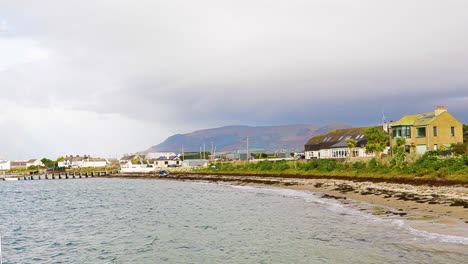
[0,178,467,263]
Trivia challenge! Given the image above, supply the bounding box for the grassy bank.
[198,154,468,182]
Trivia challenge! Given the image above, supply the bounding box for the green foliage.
[202,153,468,181]
[452,143,468,155]
[56,156,65,162]
[368,158,382,170]
[41,158,54,168]
[392,137,407,168]
[365,127,389,157]
[346,139,357,158]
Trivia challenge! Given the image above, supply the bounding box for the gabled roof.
[305,127,369,151]
[155,156,180,161]
[11,161,27,167]
[120,155,138,161]
[391,112,440,127]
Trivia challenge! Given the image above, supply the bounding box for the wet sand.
[110,172,468,237]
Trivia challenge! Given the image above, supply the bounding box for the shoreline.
[107,172,468,237]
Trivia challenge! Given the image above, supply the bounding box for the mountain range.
[144,123,351,153]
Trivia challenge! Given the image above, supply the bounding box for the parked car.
[158,170,169,177]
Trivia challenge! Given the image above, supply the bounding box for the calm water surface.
[0,178,467,263]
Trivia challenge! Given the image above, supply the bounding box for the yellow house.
[389,106,463,155]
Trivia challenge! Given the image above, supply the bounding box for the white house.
[0,160,11,170]
[152,156,181,168]
[59,155,108,168]
[81,159,107,168]
[304,127,377,159]
[182,159,209,167]
[26,159,45,168]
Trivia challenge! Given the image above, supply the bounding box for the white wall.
[82,160,107,168]
[0,161,11,170]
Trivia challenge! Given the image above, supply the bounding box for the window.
[392,126,411,138]
[451,126,455,137]
[433,126,437,137]
[416,127,426,138]
[433,144,438,151]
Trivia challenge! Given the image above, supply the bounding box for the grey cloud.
[0,0,468,158]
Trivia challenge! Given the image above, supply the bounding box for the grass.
[197,155,468,183]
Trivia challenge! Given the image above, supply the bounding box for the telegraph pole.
[246,136,249,163]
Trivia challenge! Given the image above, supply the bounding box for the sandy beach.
[111,172,468,237]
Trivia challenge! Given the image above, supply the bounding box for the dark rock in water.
[322,194,346,200]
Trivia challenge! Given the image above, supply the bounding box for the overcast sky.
[1,0,467,159]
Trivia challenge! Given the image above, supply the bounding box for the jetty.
[0,170,119,181]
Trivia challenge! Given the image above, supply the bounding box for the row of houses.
[305,106,464,159]
[0,159,44,171]
[119,153,209,171]
[57,155,110,168]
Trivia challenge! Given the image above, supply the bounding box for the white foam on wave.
[227,183,366,216]
[393,219,468,245]
[225,183,468,245]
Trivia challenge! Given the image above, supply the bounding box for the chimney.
[383,121,388,133]
[434,105,447,116]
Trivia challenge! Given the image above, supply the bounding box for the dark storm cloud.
[0,0,468,158]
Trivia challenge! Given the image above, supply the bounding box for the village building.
[304,127,376,159]
[151,155,181,168]
[10,161,28,168]
[182,159,209,167]
[59,155,108,168]
[26,159,45,168]
[389,106,464,155]
[119,154,143,168]
[145,152,177,160]
[0,160,11,170]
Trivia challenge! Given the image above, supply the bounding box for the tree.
[392,137,407,168]
[365,127,389,159]
[346,139,357,159]
[452,143,468,155]
[41,158,54,168]
[56,156,65,162]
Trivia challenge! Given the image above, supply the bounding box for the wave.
[225,182,468,246]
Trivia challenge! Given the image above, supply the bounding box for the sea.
[0,178,467,263]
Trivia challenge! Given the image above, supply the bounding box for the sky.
[0,0,467,159]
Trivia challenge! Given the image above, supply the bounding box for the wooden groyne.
[0,170,119,181]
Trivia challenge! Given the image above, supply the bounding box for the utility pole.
[246,136,249,163]
[211,142,214,162]
[182,146,185,161]
[203,144,206,160]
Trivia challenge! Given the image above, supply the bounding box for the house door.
[416,145,427,155]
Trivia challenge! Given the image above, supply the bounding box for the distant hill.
[144,123,351,153]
